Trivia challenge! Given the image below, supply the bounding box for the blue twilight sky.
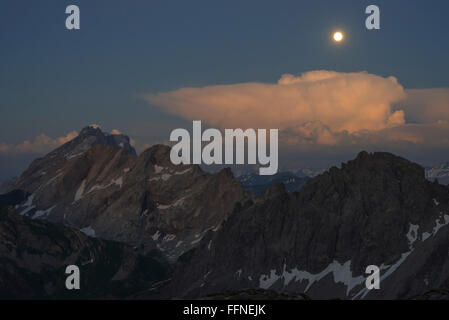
[1,0,449,178]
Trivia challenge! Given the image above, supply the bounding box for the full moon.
[333,31,343,42]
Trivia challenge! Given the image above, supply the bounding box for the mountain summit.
[4,130,449,300]
[12,125,136,190]
[164,151,449,299]
[8,126,246,260]
[56,124,136,158]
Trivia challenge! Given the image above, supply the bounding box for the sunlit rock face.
[9,126,246,260]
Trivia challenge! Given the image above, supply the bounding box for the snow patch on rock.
[152,230,161,241]
[19,194,36,216]
[154,165,164,174]
[406,223,419,249]
[67,152,85,160]
[73,180,86,202]
[32,205,56,220]
[80,226,96,237]
[86,176,124,194]
[44,173,62,187]
[353,251,412,299]
[161,173,171,181]
[163,234,176,242]
[190,237,202,245]
[175,168,192,175]
[421,213,449,242]
[259,261,365,296]
[157,197,186,210]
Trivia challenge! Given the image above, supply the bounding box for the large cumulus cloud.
[145,70,406,134]
[401,88,449,124]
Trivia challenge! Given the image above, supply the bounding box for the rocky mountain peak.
[164,151,449,299]
[304,151,427,195]
[347,151,425,177]
[9,126,137,193]
[8,128,247,261]
[75,125,137,156]
[79,124,103,136]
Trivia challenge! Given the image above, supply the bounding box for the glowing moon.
[333,31,343,42]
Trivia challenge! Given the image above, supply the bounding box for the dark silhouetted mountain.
[162,151,449,299]
[0,205,169,299]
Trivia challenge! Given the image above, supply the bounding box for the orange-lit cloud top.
[145,70,406,134]
[401,88,449,124]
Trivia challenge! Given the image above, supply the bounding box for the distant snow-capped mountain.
[425,162,449,185]
[295,168,323,178]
